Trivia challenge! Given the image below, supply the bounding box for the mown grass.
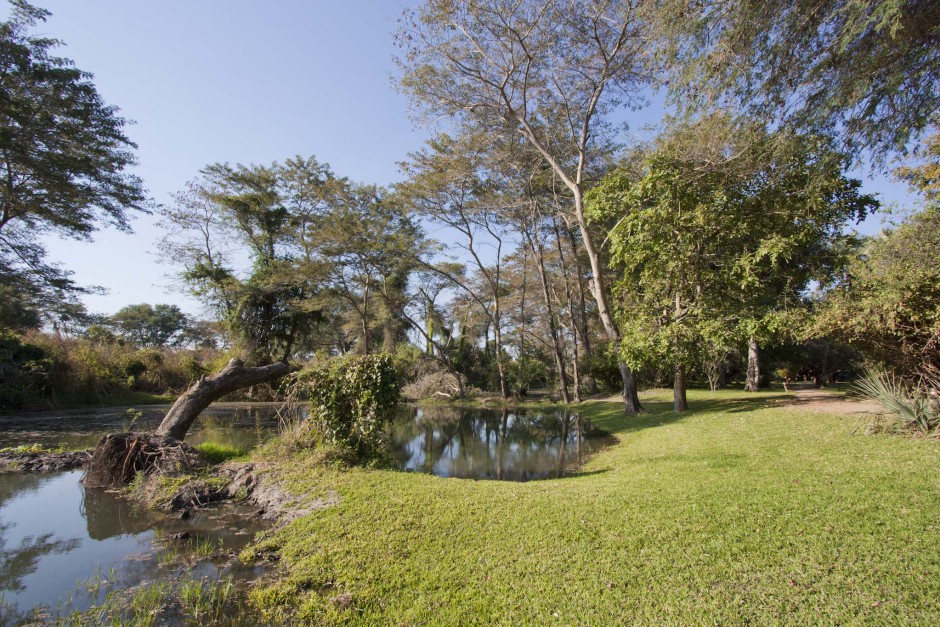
[245,387,940,624]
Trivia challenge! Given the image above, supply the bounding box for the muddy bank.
[155,462,339,524]
[0,448,90,472]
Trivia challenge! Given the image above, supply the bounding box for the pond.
[388,406,613,481]
[0,403,611,620]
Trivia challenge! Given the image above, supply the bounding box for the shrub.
[854,370,940,436]
[402,370,462,401]
[0,330,54,409]
[285,354,401,460]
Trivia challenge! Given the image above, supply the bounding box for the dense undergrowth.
[0,330,227,411]
[239,388,940,624]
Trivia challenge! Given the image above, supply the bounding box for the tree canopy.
[0,1,147,328]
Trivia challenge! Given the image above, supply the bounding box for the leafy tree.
[0,1,147,324]
[658,0,940,161]
[110,303,189,348]
[320,185,423,355]
[590,118,874,409]
[159,158,340,362]
[397,132,512,397]
[812,206,940,383]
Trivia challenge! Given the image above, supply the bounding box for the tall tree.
[320,184,422,355]
[590,117,875,409]
[658,0,940,161]
[397,0,650,413]
[398,133,512,397]
[0,1,147,325]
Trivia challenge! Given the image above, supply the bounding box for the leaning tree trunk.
[745,338,761,392]
[155,358,291,441]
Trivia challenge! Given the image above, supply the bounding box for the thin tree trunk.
[553,216,582,402]
[745,337,760,392]
[564,221,593,361]
[529,231,570,404]
[570,190,640,414]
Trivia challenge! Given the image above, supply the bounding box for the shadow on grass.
[582,391,792,437]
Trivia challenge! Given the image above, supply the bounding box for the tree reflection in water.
[387,406,609,481]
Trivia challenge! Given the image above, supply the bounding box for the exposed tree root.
[83,432,207,489]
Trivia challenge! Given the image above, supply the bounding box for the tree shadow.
[583,391,792,437]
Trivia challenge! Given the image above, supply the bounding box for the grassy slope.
[249,389,940,625]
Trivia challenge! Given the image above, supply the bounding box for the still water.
[0,403,610,620]
[388,406,612,481]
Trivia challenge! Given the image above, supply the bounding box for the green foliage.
[0,330,216,410]
[0,1,147,325]
[588,117,875,386]
[854,370,940,436]
[812,206,940,379]
[195,442,248,464]
[288,354,401,460]
[0,328,52,409]
[659,0,940,161]
[505,356,547,397]
[110,303,189,348]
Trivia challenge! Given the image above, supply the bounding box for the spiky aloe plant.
[853,371,939,436]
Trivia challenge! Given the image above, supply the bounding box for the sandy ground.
[776,384,882,415]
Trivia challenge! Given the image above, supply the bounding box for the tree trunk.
[674,364,689,412]
[527,227,570,404]
[155,358,291,441]
[745,338,760,392]
[553,216,581,402]
[571,190,640,414]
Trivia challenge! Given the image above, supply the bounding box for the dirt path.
[779,384,883,416]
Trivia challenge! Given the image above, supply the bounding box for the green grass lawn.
[247,388,940,624]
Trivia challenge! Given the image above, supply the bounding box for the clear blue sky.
[8,1,919,317]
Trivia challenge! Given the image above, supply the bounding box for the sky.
[7,1,921,318]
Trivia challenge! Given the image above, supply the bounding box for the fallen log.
[155,358,291,441]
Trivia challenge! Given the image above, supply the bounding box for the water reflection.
[0,403,281,451]
[0,470,267,621]
[387,406,610,481]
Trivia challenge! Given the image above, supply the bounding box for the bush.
[855,370,940,436]
[0,330,54,410]
[1,331,221,409]
[285,354,401,460]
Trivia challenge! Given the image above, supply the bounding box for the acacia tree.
[658,0,940,162]
[397,0,651,413]
[110,303,189,348]
[0,1,147,326]
[398,133,512,397]
[158,157,342,362]
[320,185,422,355]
